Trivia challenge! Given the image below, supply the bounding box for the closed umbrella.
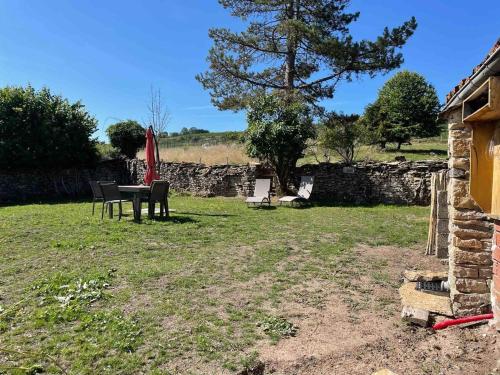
[144,127,159,185]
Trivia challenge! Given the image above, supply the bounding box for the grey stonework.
[295,160,446,205]
[0,160,129,203]
[0,159,446,205]
[126,159,258,198]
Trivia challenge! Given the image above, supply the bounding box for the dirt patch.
[256,245,499,375]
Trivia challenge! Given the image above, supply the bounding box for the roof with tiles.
[445,38,500,104]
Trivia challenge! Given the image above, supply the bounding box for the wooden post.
[425,173,438,256]
[425,171,448,257]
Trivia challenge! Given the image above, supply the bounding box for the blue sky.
[1,0,499,141]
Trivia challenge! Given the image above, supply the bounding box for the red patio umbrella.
[144,127,159,185]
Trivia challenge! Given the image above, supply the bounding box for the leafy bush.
[360,71,442,149]
[96,142,120,160]
[0,85,98,170]
[245,93,315,194]
[258,315,297,342]
[106,120,145,158]
[319,112,363,165]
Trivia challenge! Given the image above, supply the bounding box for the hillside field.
[136,130,448,165]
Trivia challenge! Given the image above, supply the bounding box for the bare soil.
[256,245,500,375]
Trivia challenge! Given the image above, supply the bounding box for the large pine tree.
[197,0,417,110]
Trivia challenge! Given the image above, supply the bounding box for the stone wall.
[0,160,129,203]
[126,160,258,197]
[295,160,446,205]
[492,221,500,330]
[126,159,445,204]
[445,108,494,316]
[1,159,446,205]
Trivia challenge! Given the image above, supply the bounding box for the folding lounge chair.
[245,178,271,207]
[279,176,314,206]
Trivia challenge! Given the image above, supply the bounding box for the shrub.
[319,112,363,165]
[106,120,145,158]
[0,85,98,170]
[245,93,315,194]
[96,142,120,160]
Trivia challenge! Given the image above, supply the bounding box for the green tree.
[246,93,315,194]
[319,112,362,164]
[361,71,442,149]
[197,0,417,110]
[106,120,145,159]
[0,85,98,170]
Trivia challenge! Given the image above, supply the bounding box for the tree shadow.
[247,205,277,210]
[0,197,92,208]
[383,148,447,156]
[279,203,315,210]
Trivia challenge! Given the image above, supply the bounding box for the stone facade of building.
[493,221,500,330]
[445,108,494,317]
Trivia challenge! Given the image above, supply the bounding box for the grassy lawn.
[0,197,430,374]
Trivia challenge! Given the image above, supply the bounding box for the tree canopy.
[319,112,362,164]
[197,0,417,110]
[245,93,314,193]
[0,85,98,170]
[360,70,442,149]
[106,120,145,159]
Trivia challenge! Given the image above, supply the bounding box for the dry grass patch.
[137,144,255,165]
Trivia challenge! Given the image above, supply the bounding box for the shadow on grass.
[304,201,427,208]
[151,216,199,224]
[247,205,277,210]
[384,148,447,156]
[0,197,92,208]
[175,211,236,217]
[129,215,198,224]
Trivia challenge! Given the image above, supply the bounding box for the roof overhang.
[441,47,500,117]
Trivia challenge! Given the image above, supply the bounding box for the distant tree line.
[168,127,210,138]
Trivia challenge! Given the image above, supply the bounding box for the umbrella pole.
[149,126,161,175]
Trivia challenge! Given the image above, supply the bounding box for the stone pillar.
[446,109,494,316]
[493,221,500,330]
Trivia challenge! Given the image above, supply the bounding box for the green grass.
[0,197,430,374]
[158,131,243,148]
[300,132,448,165]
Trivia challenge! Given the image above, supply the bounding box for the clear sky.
[1,0,499,141]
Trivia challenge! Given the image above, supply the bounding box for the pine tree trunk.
[284,0,296,91]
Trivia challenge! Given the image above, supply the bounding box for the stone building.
[440,39,500,329]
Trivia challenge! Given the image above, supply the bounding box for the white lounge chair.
[246,179,271,207]
[279,176,314,206]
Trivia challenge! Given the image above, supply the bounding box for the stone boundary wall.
[127,159,447,205]
[295,160,447,205]
[0,159,446,205]
[126,159,258,198]
[0,160,129,203]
